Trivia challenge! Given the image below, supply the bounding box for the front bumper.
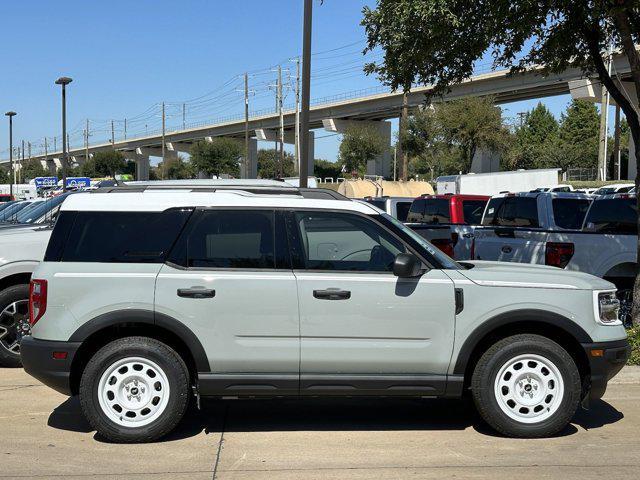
[581,338,630,401]
[20,336,81,396]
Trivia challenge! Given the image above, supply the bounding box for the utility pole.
[54,136,57,152]
[85,119,90,165]
[517,112,527,128]
[182,103,186,130]
[5,112,16,198]
[44,137,48,162]
[299,0,313,188]
[614,105,622,180]
[124,118,127,140]
[294,57,301,174]
[244,73,250,178]
[161,102,166,179]
[111,120,115,145]
[21,140,25,184]
[277,64,284,177]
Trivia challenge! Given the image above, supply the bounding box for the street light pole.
[5,112,16,199]
[299,0,313,188]
[55,76,73,191]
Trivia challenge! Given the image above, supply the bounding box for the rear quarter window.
[462,200,487,225]
[585,198,638,234]
[46,209,192,263]
[552,198,592,230]
[395,202,411,222]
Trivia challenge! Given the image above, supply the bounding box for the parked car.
[22,180,629,442]
[360,196,414,221]
[406,194,489,259]
[592,183,634,196]
[474,192,637,325]
[530,184,575,193]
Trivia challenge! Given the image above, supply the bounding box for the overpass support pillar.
[322,119,391,177]
[255,129,314,178]
[49,158,61,175]
[240,138,258,179]
[124,152,150,181]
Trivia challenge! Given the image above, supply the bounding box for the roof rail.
[90,184,350,201]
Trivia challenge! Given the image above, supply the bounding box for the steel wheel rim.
[97,357,171,428]
[0,300,29,356]
[494,353,565,424]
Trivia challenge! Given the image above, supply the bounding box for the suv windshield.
[584,198,637,234]
[15,194,70,224]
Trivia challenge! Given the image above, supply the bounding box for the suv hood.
[459,260,614,291]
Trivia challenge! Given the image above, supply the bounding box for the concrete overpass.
[5,51,635,180]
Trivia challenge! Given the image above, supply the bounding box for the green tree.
[91,151,127,177]
[557,99,600,170]
[190,138,241,177]
[505,103,559,170]
[164,155,194,179]
[362,0,640,323]
[338,124,387,175]
[257,149,295,178]
[314,159,343,180]
[20,159,50,182]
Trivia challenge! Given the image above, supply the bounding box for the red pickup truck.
[406,194,489,259]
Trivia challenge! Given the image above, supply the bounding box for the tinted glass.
[363,199,386,211]
[484,197,539,227]
[422,198,450,223]
[0,202,31,221]
[585,198,637,234]
[186,210,275,268]
[0,201,16,213]
[462,200,487,225]
[406,198,426,222]
[395,202,412,222]
[618,186,634,193]
[61,209,192,263]
[295,211,405,272]
[552,198,592,230]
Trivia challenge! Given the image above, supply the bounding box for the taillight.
[545,242,574,268]
[29,279,47,326]
[432,237,455,258]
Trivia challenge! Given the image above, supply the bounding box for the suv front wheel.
[471,334,582,438]
[0,284,30,368]
[79,336,190,443]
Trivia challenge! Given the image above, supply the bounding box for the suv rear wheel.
[79,336,190,443]
[0,284,30,368]
[471,334,581,438]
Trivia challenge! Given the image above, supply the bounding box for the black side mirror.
[393,253,423,278]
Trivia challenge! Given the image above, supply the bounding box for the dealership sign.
[34,177,58,188]
[66,177,91,188]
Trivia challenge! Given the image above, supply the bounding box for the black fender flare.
[68,309,210,372]
[452,309,593,375]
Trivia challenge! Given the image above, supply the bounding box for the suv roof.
[418,194,489,200]
[489,191,592,200]
[61,188,375,214]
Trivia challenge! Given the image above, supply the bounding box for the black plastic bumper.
[581,338,631,401]
[20,336,81,396]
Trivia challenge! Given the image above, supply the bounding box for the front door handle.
[177,287,216,299]
[313,288,351,300]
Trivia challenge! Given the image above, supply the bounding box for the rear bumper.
[20,336,80,396]
[581,338,630,401]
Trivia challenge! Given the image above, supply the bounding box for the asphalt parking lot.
[1,367,639,480]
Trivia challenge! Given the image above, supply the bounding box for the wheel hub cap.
[97,357,170,428]
[494,354,564,424]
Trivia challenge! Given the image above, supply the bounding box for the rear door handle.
[313,289,351,300]
[177,287,216,299]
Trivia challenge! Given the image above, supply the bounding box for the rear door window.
[363,199,386,211]
[484,197,539,227]
[395,202,411,222]
[585,198,637,234]
[552,198,592,230]
[406,198,426,222]
[462,200,487,225]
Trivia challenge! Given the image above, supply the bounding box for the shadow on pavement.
[47,395,624,443]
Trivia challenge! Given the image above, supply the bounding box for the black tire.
[471,334,581,438]
[0,284,30,368]
[79,336,190,443]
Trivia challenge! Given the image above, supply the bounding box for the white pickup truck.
[474,192,636,324]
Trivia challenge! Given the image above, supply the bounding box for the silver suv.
[21,181,630,442]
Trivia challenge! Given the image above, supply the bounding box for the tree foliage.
[257,149,296,178]
[314,159,343,180]
[190,138,241,177]
[338,124,387,174]
[20,159,50,182]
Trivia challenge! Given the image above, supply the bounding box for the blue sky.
[0,0,584,163]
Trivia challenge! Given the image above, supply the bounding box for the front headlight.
[595,291,621,325]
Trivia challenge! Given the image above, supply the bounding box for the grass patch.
[629,326,640,365]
